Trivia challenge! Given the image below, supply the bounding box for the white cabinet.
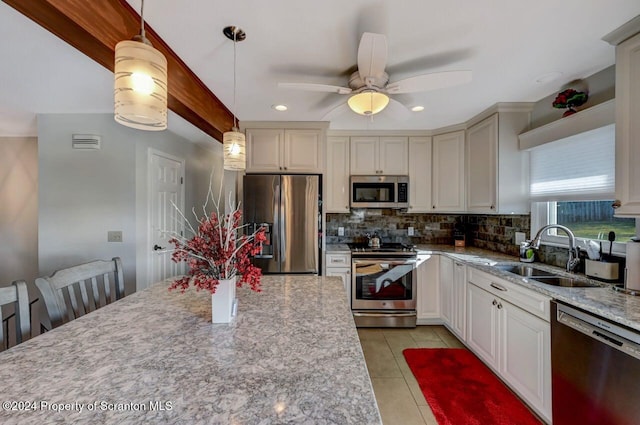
[614,31,640,215]
[246,128,323,173]
[350,136,408,175]
[467,112,530,214]
[439,255,466,340]
[466,268,551,422]
[416,253,439,324]
[432,131,465,212]
[325,137,350,213]
[408,137,432,213]
[325,252,351,305]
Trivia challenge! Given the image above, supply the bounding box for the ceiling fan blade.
[384,98,411,121]
[278,83,352,94]
[386,70,472,94]
[321,102,350,120]
[357,32,387,81]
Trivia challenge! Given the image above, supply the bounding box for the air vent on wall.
[72,134,101,150]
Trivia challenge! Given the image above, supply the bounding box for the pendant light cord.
[139,0,146,39]
[232,29,238,130]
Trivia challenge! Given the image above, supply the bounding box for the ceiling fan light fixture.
[223,26,246,171]
[348,90,389,115]
[272,104,288,111]
[114,0,168,131]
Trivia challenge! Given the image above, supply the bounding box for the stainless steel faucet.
[524,224,580,272]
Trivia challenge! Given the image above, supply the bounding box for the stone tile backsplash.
[326,210,530,257]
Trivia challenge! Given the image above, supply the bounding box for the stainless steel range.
[349,243,417,328]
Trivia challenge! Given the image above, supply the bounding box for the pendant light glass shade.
[348,90,389,115]
[114,40,168,130]
[223,130,246,171]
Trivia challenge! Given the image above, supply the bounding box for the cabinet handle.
[490,282,507,292]
[612,200,621,209]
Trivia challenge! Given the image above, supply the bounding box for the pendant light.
[222,26,246,171]
[114,0,168,131]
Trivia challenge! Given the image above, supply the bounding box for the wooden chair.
[0,280,30,351]
[36,257,124,329]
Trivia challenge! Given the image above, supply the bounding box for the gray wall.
[0,137,38,287]
[38,113,222,294]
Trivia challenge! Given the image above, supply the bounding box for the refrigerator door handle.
[273,182,280,264]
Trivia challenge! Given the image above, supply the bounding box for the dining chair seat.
[36,257,124,329]
[0,281,30,351]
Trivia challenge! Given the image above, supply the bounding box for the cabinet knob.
[492,299,497,306]
[432,205,436,209]
[497,302,503,310]
[284,167,288,170]
[612,200,621,209]
[490,205,495,210]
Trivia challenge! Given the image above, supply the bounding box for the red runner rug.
[403,348,542,425]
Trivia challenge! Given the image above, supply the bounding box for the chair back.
[36,257,124,329]
[0,281,30,351]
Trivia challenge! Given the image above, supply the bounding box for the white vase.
[211,277,237,323]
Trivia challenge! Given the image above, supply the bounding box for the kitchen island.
[0,276,381,425]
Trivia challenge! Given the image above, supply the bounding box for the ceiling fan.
[278,32,472,118]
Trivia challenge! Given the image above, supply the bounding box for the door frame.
[145,148,186,289]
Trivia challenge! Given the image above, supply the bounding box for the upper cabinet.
[467,111,530,214]
[246,128,323,173]
[408,137,432,213]
[325,137,350,213]
[613,31,640,215]
[350,136,408,175]
[432,131,465,212]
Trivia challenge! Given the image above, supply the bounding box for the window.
[529,124,637,252]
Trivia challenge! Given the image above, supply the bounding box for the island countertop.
[0,275,381,425]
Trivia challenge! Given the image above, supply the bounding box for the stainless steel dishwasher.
[551,300,640,425]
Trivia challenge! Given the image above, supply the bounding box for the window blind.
[529,124,615,201]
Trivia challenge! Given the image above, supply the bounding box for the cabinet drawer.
[467,268,551,321]
[326,253,351,267]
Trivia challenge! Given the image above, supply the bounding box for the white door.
[149,149,185,286]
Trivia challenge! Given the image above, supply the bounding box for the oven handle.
[352,259,417,265]
[352,311,417,317]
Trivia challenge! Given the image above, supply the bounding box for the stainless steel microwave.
[350,175,409,209]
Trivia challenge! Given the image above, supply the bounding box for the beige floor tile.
[371,377,427,425]
[418,405,439,425]
[396,357,428,406]
[360,339,402,378]
[358,328,387,342]
[441,335,466,349]
[383,331,419,358]
[414,339,449,349]
[408,326,444,343]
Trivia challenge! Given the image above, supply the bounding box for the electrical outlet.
[338,227,345,236]
[108,231,123,242]
[515,231,526,245]
[408,226,415,236]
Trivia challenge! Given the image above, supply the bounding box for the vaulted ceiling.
[1,1,640,141]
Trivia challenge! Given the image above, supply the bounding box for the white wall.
[38,114,222,294]
[0,137,38,287]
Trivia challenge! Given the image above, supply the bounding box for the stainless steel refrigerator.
[243,174,320,274]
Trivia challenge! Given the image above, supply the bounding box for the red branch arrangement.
[166,177,266,294]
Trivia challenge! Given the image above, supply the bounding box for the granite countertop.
[0,276,381,425]
[326,242,640,332]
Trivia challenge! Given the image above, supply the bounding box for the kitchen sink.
[494,264,557,278]
[494,264,601,288]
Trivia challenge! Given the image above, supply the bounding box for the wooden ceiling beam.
[4,0,233,142]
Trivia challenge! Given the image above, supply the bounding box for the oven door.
[351,258,417,310]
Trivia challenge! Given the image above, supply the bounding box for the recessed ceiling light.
[535,71,563,84]
[272,104,288,111]
[411,106,425,112]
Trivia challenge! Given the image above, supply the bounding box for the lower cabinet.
[439,256,466,340]
[325,252,351,306]
[416,254,440,324]
[466,268,551,422]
